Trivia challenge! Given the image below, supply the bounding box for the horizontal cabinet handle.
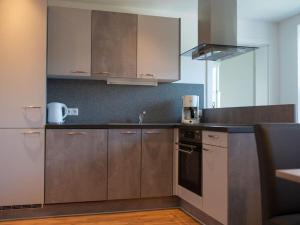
[207,134,219,139]
[92,72,111,75]
[120,131,137,134]
[202,148,210,151]
[23,106,42,109]
[23,131,41,135]
[66,132,87,136]
[70,70,88,74]
[145,74,155,77]
[139,74,155,78]
[179,148,194,154]
[144,132,161,134]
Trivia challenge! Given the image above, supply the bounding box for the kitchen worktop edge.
[45,123,254,133]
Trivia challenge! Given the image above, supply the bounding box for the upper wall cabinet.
[47,7,91,77]
[91,11,137,78]
[47,7,180,82]
[137,16,180,81]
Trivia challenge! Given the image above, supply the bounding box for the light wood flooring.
[0,209,202,225]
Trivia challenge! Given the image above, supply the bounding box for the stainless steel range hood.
[181,0,257,61]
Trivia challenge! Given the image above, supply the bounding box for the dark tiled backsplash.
[47,79,204,124]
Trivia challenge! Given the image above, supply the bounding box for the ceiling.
[238,0,300,22]
[61,0,300,22]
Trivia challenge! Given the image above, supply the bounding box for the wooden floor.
[0,209,202,225]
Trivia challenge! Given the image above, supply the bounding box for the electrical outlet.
[67,108,79,116]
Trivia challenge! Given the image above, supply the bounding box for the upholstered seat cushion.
[269,214,300,225]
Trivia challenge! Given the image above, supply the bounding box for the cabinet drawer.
[202,131,228,147]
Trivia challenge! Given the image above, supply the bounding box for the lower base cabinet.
[202,144,228,225]
[45,129,108,204]
[108,129,142,200]
[0,129,44,207]
[45,128,174,204]
[141,129,173,198]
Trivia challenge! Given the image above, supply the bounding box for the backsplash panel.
[47,79,204,123]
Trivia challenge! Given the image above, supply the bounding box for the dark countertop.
[46,123,254,133]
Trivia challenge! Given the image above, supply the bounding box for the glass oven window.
[178,141,202,196]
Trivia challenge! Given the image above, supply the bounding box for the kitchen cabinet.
[45,129,108,204]
[46,7,180,82]
[108,129,141,200]
[202,143,228,225]
[137,16,180,81]
[47,7,91,77]
[201,131,262,225]
[0,0,46,128]
[0,129,44,206]
[92,11,137,78]
[141,129,173,198]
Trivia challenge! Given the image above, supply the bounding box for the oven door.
[178,141,202,196]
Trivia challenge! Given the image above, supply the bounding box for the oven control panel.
[179,128,202,143]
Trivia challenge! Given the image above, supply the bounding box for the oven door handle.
[178,143,197,155]
[178,148,194,154]
[178,143,197,149]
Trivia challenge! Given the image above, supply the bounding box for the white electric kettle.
[47,102,68,124]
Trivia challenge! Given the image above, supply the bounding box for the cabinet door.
[108,129,141,200]
[0,129,44,206]
[137,15,180,81]
[47,7,91,77]
[92,11,137,78]
[45,129,108,204]
[0,0,46,128]
[203,144,228,225]
[141,129,173,198]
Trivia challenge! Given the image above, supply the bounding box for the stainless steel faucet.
[139,111,146,124]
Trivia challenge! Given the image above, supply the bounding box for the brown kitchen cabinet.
[47,7,91,77]
[108,129,142,200]
[45,129,108,204]
[91,11,138,78]
[141,129,174,198]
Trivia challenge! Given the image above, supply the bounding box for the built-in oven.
[178,128,202,196]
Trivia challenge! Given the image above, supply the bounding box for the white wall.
[279,14,300,119]
[48,0,205,84]
[237,19,280,105]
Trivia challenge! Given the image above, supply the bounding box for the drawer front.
[202,131,228,147]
